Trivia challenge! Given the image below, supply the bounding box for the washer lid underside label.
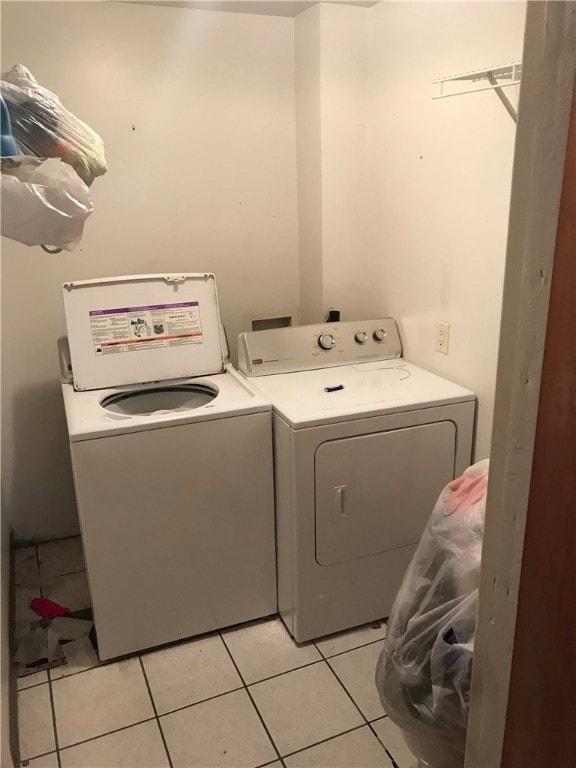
[89,301,203,355]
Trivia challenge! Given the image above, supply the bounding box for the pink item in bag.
[30,597,69,618]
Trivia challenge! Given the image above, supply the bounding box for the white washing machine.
[60,273,276,660]
[237,318,475,642]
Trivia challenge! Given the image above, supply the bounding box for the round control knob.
[354,331,368,344]
[373,329,387,342]
[318,333,336,350]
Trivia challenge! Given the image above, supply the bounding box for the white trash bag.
[1,155,93,251]
[375,460,489,766]
[1,64,107,186]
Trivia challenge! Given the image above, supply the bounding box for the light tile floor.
[16,538,417,768]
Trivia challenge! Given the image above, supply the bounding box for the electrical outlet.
[435,320,450,354]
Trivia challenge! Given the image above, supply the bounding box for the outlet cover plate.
[435,320,450,354]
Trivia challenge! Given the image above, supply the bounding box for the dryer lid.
[63,273,225,390]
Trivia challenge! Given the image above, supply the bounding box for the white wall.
[2,0,526,542]
[295,5,323,323]
[294,1,524,458]
[295,3,380,323]
[320,4,381,321]
[1,1,299,541]
[365,2,526,459]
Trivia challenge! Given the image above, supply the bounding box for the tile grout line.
[35,535,82,547]
[17,678,50,693]
[54,569,87,578]
[331,675,402,766]
[15,630,385,692]
[44,648,389,737]
[315,633,388,661]
[45,716,158,755]
[34,657,330,723]
[43,665,392,764]
[324,657,371,726]
[317,622,399,767]
[219,631,285,767]
[34,541,63,768]
[45,648,391,740]
[322,655,399,767]
[247,657,325,686]
[20,749,58,765]
[137,656,174,768]
[24,620,384,685]
[34,543,44,601]
[46,655,116,682]
[280,722,369,761]
[45,662,62,768]
[312,639,327,659]
[322,655,399,764]
[36,627,227,685]
[368,720,400,768]
[230,650,387,765]
[37,646,322,686]
[21,614,393,765]
[149,685,246,719]
[239,672,393,764]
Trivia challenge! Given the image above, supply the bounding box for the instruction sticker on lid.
[89,301,203,355]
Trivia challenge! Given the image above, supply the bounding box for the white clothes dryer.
[237,319,475,642]
[60,273,276,660]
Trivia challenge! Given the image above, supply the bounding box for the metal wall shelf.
[433,62,522,122]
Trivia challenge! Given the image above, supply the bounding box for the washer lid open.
[63,273,224,391]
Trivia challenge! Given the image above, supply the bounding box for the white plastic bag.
[375,460,489,766]
[1,155,93,251]
[1,64,107,186]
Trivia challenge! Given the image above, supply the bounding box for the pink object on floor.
[30,597,69,618]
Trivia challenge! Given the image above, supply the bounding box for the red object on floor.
[30,597,69,618]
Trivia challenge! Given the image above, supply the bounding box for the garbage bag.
[1,64,107,186]
[375,459,489,765]
[1,155,93,251]
[1,95,19,156]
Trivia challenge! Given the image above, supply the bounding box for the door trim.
[465,4,576,766]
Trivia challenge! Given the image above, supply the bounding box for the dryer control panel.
[238,318,402,376]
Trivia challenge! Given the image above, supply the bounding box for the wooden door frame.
[465,3,576,766]
[501,73,575,768]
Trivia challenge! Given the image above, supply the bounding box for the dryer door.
[315,421,456,566]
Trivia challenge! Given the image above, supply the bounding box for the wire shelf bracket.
[433,62,522,122]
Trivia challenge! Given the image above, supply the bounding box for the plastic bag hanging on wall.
[1,63,107,186]
[1,155,94,251]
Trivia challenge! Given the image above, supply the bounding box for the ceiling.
[125,1,379,18]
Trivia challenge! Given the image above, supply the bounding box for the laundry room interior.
[3,0,561,767]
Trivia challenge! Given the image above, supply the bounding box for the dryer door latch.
[333,485,348,522]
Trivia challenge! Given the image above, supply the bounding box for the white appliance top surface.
[63,273,225,391]
[63,365,270,441]
[246,359,475,428]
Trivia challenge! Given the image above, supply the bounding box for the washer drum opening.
[100,383,218,416]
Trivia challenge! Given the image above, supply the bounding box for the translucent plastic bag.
[1,155,93,251]
[375,460,489,766]
[1,64,107,186]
